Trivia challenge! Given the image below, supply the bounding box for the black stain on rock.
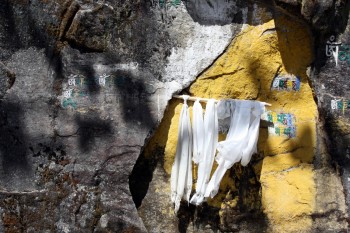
[0,101,31,180]
[113,70,156,129]
[75,114,113,153]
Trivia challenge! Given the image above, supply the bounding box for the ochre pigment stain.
[146,14,316,232]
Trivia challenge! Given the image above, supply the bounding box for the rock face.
[0,0,349,232]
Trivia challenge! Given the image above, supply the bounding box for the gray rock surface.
[311,8,350,229]
[0,0,240,231]
[0,0,350,232]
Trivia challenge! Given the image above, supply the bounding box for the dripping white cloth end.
[204,100,264,198]
[170,94,193,213]
[190,99,218,206]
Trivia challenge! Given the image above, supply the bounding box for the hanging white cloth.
[190,99,218,205]
[204,100,265,198]
[170,95,193,213]
[192,99,204,164]
[241,102,265,166]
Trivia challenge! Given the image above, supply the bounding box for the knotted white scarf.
[190,99,218,205]
[170,95,193,213]
[205,100,265,198]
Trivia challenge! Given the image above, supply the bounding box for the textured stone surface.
[0,0,350,232]
[310,2,350,230]
[0,0,241,232]
[137,3,349,233]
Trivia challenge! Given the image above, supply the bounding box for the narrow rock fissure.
[129,145,164,208]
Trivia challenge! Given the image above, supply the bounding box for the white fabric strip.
[204,100,265,198]
[192,100,204,164]
[190,99,218,205]
[170,95,193,213]
[241,102,265,166]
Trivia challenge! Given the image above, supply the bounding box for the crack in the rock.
[56,123,125,138]
[91,190,102,232]
[182,32,238,90]
[59,1,109,53]
[321,92,345,100]
[91,151,136,182]
[0,61,16,90]
[261,164,309,176]
[74,191,87,227]
[58,0,80,41]
[55,132,79,138]
[260,27,277,37]
[312,209,348,222]
[0,189,48,195]
[265,146,308,157]
[200,67,246,80]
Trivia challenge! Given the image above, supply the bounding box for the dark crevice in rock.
[0,62,16,100]
[130,132,267,232]
[218,165,268,232]
[177,202,197,233]
[193,204,221,231]
[0,0,23,58]
[0,102,33,187]
[312,208,348,221]
[129,146,164,208]
[274,0,301,18]
[309,1,350,223]
[57,1,105,53]
[64,37,105,53]
[58,0,80,41]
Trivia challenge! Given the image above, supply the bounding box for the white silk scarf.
[170,95,193,213]
[205,100,265,198]
[192,100,204,165]
[190,99,218,205]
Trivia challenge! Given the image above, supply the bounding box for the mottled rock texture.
[0,0,349,232]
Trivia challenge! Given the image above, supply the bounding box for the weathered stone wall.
[0,0,349,232]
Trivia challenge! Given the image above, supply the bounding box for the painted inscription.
[326,35,340,57]
[159,0,181,7]
[61,74,147,110]
[265,111,296,138]
[339,45,350,65]
[325,35,350,66]
[271,74,300,91]
[66,73,111,89]
[331,99,350,114]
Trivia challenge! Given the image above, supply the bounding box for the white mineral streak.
[93,63,139,75]
[164,24,232,90]
[241,7,249,31]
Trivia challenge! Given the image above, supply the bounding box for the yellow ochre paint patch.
[145,14,316,232]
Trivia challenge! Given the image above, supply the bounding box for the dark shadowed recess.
[183,0,274,26]
[0,102,31,181]
[310,0,350,220]
[129,147,164,208]
[113,70,156,130]
[0,1,23,61]
[0,101,69,190]
[311,0,350,71]
[75,114,113,153]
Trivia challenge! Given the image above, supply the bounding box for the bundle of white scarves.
[170,96,266,213]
